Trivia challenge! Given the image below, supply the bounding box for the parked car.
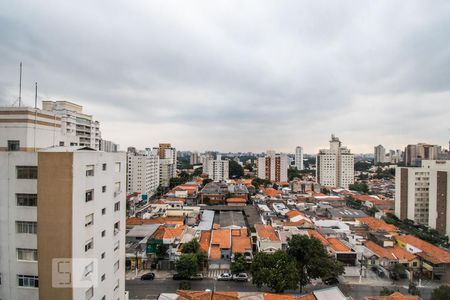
[322,277,339,285]
[371,266,385,278]
[140,272,155,280]
[217,273,233,281]
[189,274,203,280]
[172,273,187,280]
[233,273,249,282]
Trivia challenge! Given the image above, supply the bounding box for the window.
[114,222,120,235]
[101,208,106,215]
[114,182,121,196]
[115,162,121,172]
[85,214,94,227]
[101,230,105,237]
[84,262,94,277]
[102,163,107,171]
[114,279,119,291]
[8,140,20,151]
[16,194,37,207]
[102,186,106,193]
[101,274,105,282]
[101,252,105,259]
[16,221,37,234]
[113,260,119,272]
[59,141,65,146]
[85,190,94,202]
[85,238,93,252]
[17,275,38,287]
[85,286,94,300]
[114,202,120,212]
[86,165,94,177]
[114,240,120,251]
[17,248,38,261]
[16,166,37,179]
[101,296,106,300]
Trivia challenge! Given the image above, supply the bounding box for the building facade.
[404,143,442,167]
[207,154,229,182]
[153,143,177,188]
[42,101,101,150]
[257,151,288,183]
[295,146,304,170]
[374,145,386,165]
[316,135,354,189]
[395,160,450,236]
[126,148,160,197]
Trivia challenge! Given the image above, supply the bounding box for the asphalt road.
[126,279,433,300]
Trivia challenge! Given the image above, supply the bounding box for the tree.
[193,167,203,176]
[431,285,450,300]
[408,281,421,296]
[251,251,299,293]
[349,182,369,194]
[156,244,169,258]
[244,163,253,172]
[231,253,246,274]
[229,160,244,178]
[380,287,396,296]
[251,178,272,190]
[287,235,344,291]
[182,239,200,254]
[354,161,372,172]
[288,167,302,181]
[176,253,198,278]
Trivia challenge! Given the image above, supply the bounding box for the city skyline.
[1,1,450,153]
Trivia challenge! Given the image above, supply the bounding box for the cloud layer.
[1,0,449,153]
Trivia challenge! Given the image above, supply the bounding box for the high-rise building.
[257,151,288,183]
[201,152,215,174]
[395,160,450,236]
[316,135,354,189]
[190,151,200,165]
[153,143,177,187]
[126,148,160,197]
[207,154,229,181]
[0,104,126,300]
[100,139,119,152]
[374,145,386,165]
[404,143,442,167]
[42,101,101,149]
[295,146,304,170]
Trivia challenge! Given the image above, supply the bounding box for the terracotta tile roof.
[307,230,329,246]
[395,235,450,264]
[283,220,311,227]
[364,291,422,300]
[327,238,352,252]
[264,293,315,300]
[365,241,416,261]
[231,228,252,254]
[151,225,185,240]
[177,290,212,300]
[211,228,231,249]
[226,198,247,203]
[255,224,280,241]
[358,217,398,232]
[199,231,211,253]
[242,179,253,185]
[175,291,316,300]
[286,210,303,220]
[209,245,221,260]
[263,187,282,197]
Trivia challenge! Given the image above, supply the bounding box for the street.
[125,278,433,300]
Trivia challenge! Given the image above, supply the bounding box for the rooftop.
[395,235,450,264]
[255,224,280,242]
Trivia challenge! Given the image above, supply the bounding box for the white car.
[217,273,232,281]
[232,273,249,282]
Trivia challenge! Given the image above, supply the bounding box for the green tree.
[229,160,244,178]
[156,244,169,258]
[408,281,421,296]
[380,287,396,296]
[231,253,246,274]
[251,251,299,293]
[251,178,272,190]
[288,167,302,181]
[176,253,198,278]
[431,285,450,300]
[287,235,344,291]
[182,239,200,254]
[349,182,369,194]
[244,163,253,172]
[193,167,203,176]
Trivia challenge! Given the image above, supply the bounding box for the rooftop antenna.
[18,62,22,107]
[34,82,37,151]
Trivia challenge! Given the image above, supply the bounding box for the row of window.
[85,183,121,202]
[17,248,38,261]
[85,222,121,253]
[86,162,122,177]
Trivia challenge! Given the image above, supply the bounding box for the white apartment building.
[153,143,177,187]
[100,139,119,152]
[316,135,354,189]
[127,148,160,197]
[0,105,126,300]
[190,151,199,165]
[201,152,215,174]
[257,151,288,183]
[374,144,386,165]
[42,100,101,150]
[395,160,450,236]
[295,146,304,170]
[207,154,229,181]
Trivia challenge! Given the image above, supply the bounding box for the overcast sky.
[1,1,449,153]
